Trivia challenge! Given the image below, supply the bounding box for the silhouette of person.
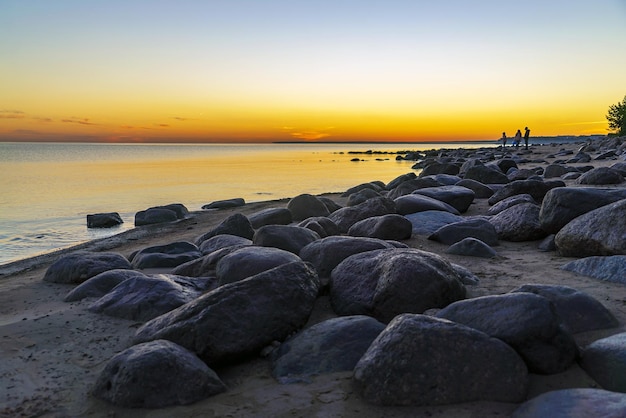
[501,132,507,148]
[514,129,522,148]
[524,127,530,150]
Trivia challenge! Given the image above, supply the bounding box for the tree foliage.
[606,95,626,136]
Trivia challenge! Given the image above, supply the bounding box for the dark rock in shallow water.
[64,269,146,302]
[272,315,385,382]
[329,196,396,233]
[353,314,528,406]
[347,214,412,241]
[130,241,202,270]
[43,251,131,284]
[194,213,255,245]
[248,207,293,228]
[87,212,123,228]
[287,194,330,220]
[215,246,301,286]
[134,261,320,366]
[510,284,618,333]
[561,255,626,284]
[511,388,626,418]
[202,198,245,209]
[253,224,320,254]
[135,203,188,226]
[405,210,464,235]
[89,274,208,321]
[540,187,626,234]
[555,199,626,257]
[446,237,497,258]
[299,236,397,278]
[489,202,547,242]
[92,340,225,408]
[429,218,498,246]
[437,292,579,374]
[330,248,466,323]
[412,185,475,213]
[580,333,626,393]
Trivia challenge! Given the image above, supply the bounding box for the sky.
[1,0,625,143]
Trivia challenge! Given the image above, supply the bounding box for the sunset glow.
[2,1,625,143]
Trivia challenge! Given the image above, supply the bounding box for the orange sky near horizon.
[1,1,625,143]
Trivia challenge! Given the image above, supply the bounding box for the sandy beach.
[2,140,626,417]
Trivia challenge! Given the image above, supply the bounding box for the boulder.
[385,172,417,190]
[539,187,626,234]
[576,167,625,185]
[394,194,460,216]
[489,202,546,242]
[170,245,250,278]
[248,208,293,228]
[64,269,147,302]
[43,251,131,284]
[134,262,320,366]
[329,196,396,233]
[253,225,320,254]
[487,194,537,216]
[353,314,528,406]
[346,188,381,206]
[272,315,385,382]
[330,248,466,323]
[299,236,397,278]
[511,388,626,418]
[130,241,201,269]
[580,333,626,392]
[446,238,498,258]
[342,182,384,197]
[487,179,564,206]
[135,204,188,226]
[198,234,252,255]
[510,284,618,333]
[347,214,412,241]
[455,178,494,198]
[87,212,123,228]
[428,218,498,246]
[92,340,225,408]
[418,162,460,177]
[287,194,330,221]
[297,217,340,238]
[437,292,579,374]
[561,255,626,284]
[194,213,255,245]
[202,198,245,209]
[88,274,208,321]
[215,246,301,286]
[412,185,475,213]
[543,164,580,178]
[405,210,464,235]
[463,164,509,184]
[386,177,442,200]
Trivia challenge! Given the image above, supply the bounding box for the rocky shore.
[1,137,626,417]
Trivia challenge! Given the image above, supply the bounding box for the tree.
[606,95,626,136]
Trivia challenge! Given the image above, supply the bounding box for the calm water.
[0,141,492,265]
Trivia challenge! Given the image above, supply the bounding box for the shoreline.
[2,138,626,417]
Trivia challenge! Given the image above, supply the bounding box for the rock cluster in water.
[44,137,626,412]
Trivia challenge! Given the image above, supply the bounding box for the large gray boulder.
[511,284,618,333]
[300,236,397,278]
[512,388,626,418]
[347,188,381,206]
[576,167,625,185]
[272,315,385,382]
[287,193,330,221]
[394,194,460,216]
[64,269,148,302]
[489,202,547,242]
[347,214,412,241]
[446,238,498,258]
[88,274,208,321]
[428,218,498,246]
[130,241,201,269]
[455,178,494,198]
[253,225,320,254]
[539,187,626,234]
[405,210,464,235]
[135,204,188,226]
[487,179,564,206]
[412,185,475,213]
[87,212,123,228]
[329,196,396,233]
[437,292,579,374]
[215,246,301,286]
[487,194,537,216]
[555,199,626,257]
[194,213,255,245]
[543,164,580,178]
[92,340,225,408]
[248,207,293,228]
[561,255,626,284]
[386,177,442,200]
[198,234,252,255]
[170,245,249,278]
[330,248,466,323]
[298,217,340,238]
[463,164,509,184]
[43,251,131,284]
[353,314,528,406]
[134,261,320,366]
[580,333,626,393]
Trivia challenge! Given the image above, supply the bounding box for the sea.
[0,140,507,266]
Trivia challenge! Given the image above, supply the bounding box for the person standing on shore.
[524,127,531,150]
[514,129,522,148]
[501,132,507,148]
